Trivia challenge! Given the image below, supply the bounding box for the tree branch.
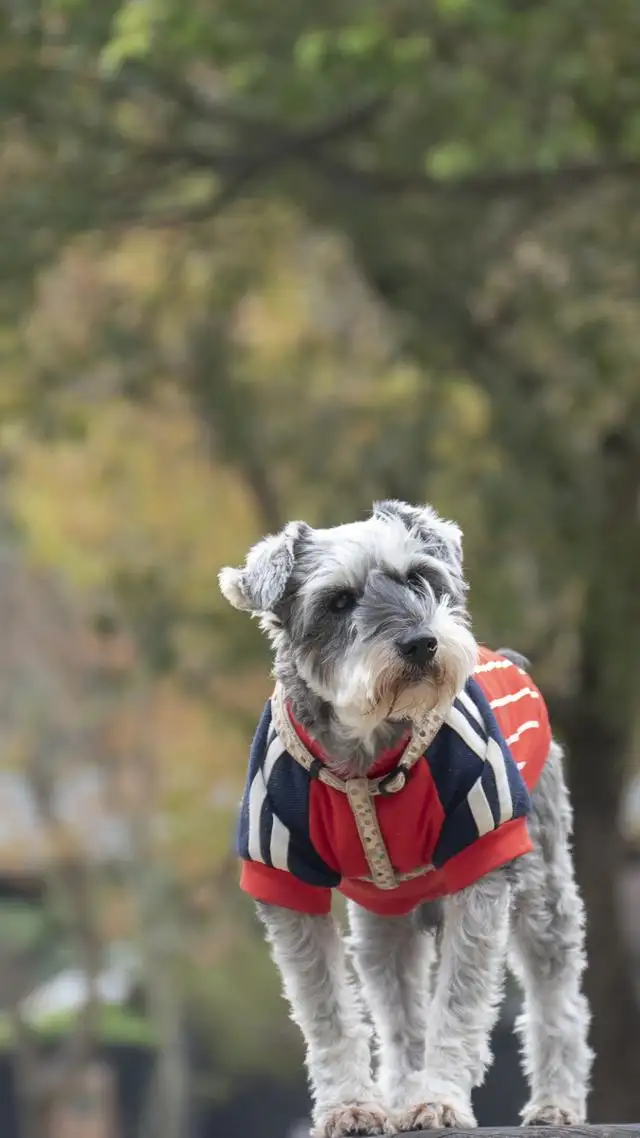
[192,95,387,219]
[18,52,640,225]
[135,151,640,229]
[311,154,640,199]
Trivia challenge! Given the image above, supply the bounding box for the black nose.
[397,634,438,667]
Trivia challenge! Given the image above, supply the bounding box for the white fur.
[329,599,477,735]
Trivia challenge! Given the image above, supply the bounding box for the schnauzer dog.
[219,500,592,1137]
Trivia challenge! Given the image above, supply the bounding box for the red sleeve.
[240,860,333,915]
[441,816,533,894]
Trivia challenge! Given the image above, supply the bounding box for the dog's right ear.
[218,522,309,614]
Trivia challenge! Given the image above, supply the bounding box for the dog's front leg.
[398,869,511,1131]
[256,902,394,1138]
[347,903,439,1112]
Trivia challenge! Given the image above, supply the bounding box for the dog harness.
[236,647,551,916]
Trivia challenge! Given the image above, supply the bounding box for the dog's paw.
[397,1099,476,1131]
[313,1103,396,1138]
[522,1104,584,1127]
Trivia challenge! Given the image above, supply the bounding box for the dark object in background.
[0,1045,154,1138]
[473,1022,528,1125]
[0,1025,526,1137]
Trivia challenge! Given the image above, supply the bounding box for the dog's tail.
[497,646,531,671]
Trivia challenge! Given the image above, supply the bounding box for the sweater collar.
[285,703,415,778]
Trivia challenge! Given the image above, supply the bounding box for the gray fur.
[497,646,532,671]
[220,502,592,1135]
[219,520,309,613]
[510,744,593,1125]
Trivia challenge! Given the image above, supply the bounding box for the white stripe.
[467,780,495,837]
[269,814,291,871]
[517,761,526,770]
[485,738,513,824]
[445,705,486,759]
[457,690,485,728]
[489,686,540,710]
[474,658,514,673]
[506,720,540,746]
[264,736,286,784]
[247,771,267,863]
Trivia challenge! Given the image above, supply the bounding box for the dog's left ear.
[373,499,464,575]
[219,522,310,614]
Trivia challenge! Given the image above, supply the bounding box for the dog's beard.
[307,602,478,737]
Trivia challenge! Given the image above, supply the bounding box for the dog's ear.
[373,499,464,575]
[219,522,310,614]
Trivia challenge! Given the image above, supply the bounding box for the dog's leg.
[510,743,593,1126]
[256,902,394,1138]
[347,902,440,1112]
[397,868,511,1131]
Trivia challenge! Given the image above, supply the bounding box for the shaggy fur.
[220,500,592,1135]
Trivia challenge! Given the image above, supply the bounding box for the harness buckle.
[377,766,409,796]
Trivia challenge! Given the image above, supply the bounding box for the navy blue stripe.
[432,800,479,866]
[236,699,339,887]
[235,700,272,859]
[465,678,532,820]
[268,751,341,887]
[430,677,534,869]
[425,725,485,813]
[259,795,274,866]
[453,696,488,741]
[236,793,250,860]
[483,759,501,827]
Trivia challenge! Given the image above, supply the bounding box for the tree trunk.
[560,700,640,1122]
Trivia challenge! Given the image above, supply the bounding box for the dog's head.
[219,500,477,739]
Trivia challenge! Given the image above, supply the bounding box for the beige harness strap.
[354,862,435,886]
[345,778,398,889]
[271,684,446,888]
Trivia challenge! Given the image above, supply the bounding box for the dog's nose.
[397,634,438,667]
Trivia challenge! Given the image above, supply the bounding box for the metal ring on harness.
[376,765,410,796]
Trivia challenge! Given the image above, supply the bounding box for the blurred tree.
[0,0,639,1120]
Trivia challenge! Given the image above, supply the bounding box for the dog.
[219,500,592,1137]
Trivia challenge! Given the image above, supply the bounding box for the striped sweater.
[237,646,551,916]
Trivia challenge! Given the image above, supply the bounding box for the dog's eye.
[327,589,357,614]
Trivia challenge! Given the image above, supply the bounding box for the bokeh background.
[0,2,639,1136]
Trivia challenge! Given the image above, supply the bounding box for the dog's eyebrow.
[407,558,457,594]
[398,557,451,581]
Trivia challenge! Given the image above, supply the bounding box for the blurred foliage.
[0,0,638,1124]
[0,1004,156,1050]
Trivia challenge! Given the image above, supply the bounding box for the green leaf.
[424,140,476,179]
[294,29,331,73]
[392,35,433,65]
[101,0,158,73]
[336,23,385,58]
